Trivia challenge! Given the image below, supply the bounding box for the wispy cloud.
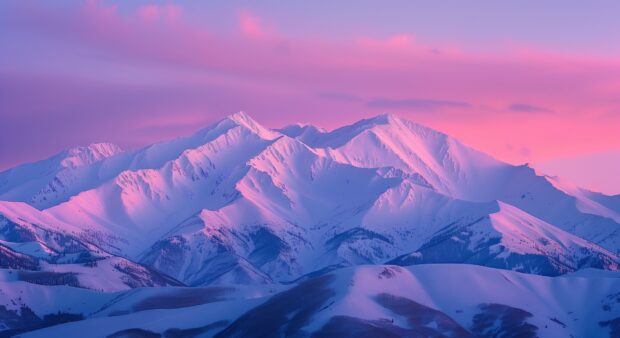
[136,4,182,23]
[508,103,553,113]
[1,1,620,172]
[366,98,471,110]
[237,9,271,39]
[318,92,363,102]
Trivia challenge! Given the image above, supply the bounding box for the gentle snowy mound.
[0,112,619,336]
[3,265,619,338]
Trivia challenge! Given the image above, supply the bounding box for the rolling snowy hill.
[4,264,620,337]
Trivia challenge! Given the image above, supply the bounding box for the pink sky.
[1,1,619,194]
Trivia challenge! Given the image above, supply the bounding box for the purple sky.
[1,0,619,194]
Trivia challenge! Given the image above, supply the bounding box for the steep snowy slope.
[301,114,510,201]
[141,170,617,285]
[42,113,279,256]
[0,202,182,292]
[285,114,620,253]
[0,256,182,293]
[139,135,405,284]
[547,176,620,223]
[0,201,100,262]
[389,201,619,275]
[590,193,620,215]
[0,243,39,271]
[486,166,620,252]
[12,264,620,338]
[0,143,123,209]
[0,112,277,211]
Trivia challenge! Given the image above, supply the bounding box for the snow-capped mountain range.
[1,112,619,337]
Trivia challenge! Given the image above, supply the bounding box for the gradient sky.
[1,0,619,194]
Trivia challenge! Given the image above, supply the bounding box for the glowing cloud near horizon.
[0,1,619,194]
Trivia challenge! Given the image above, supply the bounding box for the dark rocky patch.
[0,216,92,259]
[312,316,413,338]
[326,227,392,252]
[248,227,289,268]
[42,231,91,256]
[0,306,83,338]
[0,217,37,242]
[387,216,602,276]
[599,317,620,338]
[78,254,107,266]
[287,263,349,284]
[113,262,184,288]
[549,317,566,328]
[17,271,80,287]
[0,305,39,337]
[140,229,273,286]
[214,274,336,337]
[186,253,271,286]
[0,244,40,270]
[163,320,229,338]
[325,227,395,265]
[314,293,474,337]
[471,303,538,338]
[139,236,188,278]
[132,287,232,312]
[576,252,619,271]
[375,293,472,337]
[388,218,491,266]
[107,324,249,338]
[107,328,161,338]
[378,266,402,279]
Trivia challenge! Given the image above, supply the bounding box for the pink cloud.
[387,34,414,47]
[136,4,160,21]
[356,34,417,49]
[83,0,117,17]
[137,4,181,24]
[237,9,270,38]
[1,1,620,193]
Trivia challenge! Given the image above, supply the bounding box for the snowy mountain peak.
[222,111,280,140]
[276,123,327,147]
[368,112,399,124]
[297,113,437,150]
[277,123,326,137]
[61,142,123,168]
[0,142,124,208]
[353,112,422,131]
[226,111,255,125]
